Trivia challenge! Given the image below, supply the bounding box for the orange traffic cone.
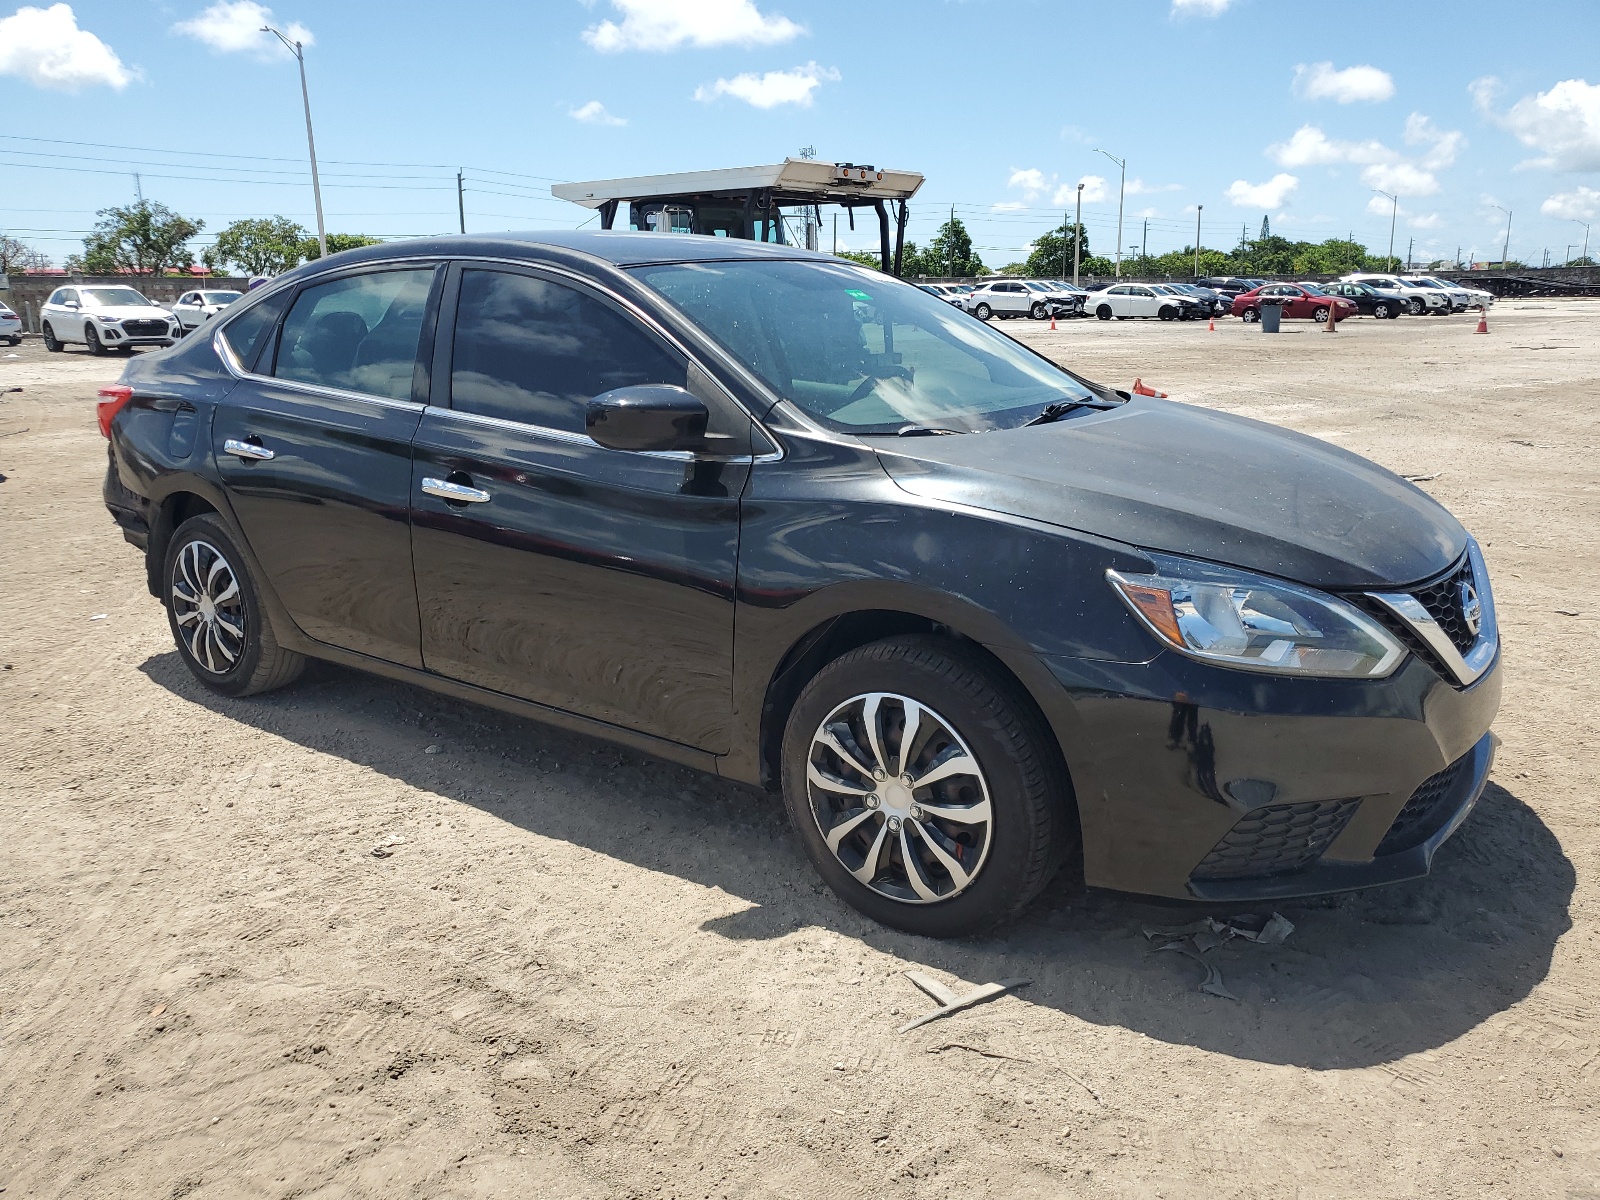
[1208,317,1216,331]
[1049,313,1057,330]
[1475,313,1489,334]
[1131,378,1168,398]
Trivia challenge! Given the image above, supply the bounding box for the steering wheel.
[845,364,913,405]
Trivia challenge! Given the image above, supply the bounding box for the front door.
[213,264,439,667]
[409,264,747,752]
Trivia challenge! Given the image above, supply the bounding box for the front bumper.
[1036,644,1502,901]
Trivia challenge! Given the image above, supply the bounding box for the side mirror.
[64,300,80,310]
[585,385,709,454]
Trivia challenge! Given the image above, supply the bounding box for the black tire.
[164,514,305,698]
[1241,307,1260,323]
[974,302,992,321]
[1029,301,1047,320]
[85,324,106,355]
[42,323,62,352]
[1373,302,1390,319]
[1096,305,1112,320]
[780,635,1073,938]
[1312,306,1331,324]
[1409,297,1425,315]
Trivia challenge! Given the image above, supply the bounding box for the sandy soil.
[1,302,1597,1199]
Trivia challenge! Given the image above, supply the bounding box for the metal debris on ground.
[897,969,1031,1034]
[1141,912,1294,1001]
[1402,471,1443,482]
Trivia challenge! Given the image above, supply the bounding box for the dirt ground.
[2,301,1597,1199]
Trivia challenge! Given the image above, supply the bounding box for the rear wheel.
[1096,305,1112,320]
[42,323,62,352]
[781,635,1071,937]
[164,514,305,697]
[974,303,992,321]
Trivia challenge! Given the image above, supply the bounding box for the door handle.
[224,437,274,461]
[421,476,491,504]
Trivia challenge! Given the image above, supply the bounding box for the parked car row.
[34,286,240,354]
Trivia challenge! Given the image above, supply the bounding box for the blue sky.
[3,0,1599,268]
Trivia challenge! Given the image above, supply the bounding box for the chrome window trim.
[213,326,424,412]
[419,403,777,464]
[1367,539,1498,688]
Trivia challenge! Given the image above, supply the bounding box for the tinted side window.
[449,269,686,433]
[274,269,434,401]
[221,290,292,372]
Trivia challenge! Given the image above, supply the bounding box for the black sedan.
[1316,280,1406,319]
[99,232,1501,937]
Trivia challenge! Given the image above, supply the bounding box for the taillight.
[97,385,134,438]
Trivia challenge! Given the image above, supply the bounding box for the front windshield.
[632,259,1094,434]
[82,287,152,307]
[202,291,242,304]
[1299,283,1328,296]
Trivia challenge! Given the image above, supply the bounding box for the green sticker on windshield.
[846,289,873,301]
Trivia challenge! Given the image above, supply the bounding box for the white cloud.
[1364,195,1439,230]
[0,4,133,90]
[569,100,626,126]
[584,0,802,52]
[1007,167,1047,198]
[1226,173,1299,209]
[1541,185,1600,220]
[991,201,1027,212]
[693,61,836,108]
[1075,174,1109,203]
[1269,117,1458,195]
[174,1,311,58]
[1472,76,1600,172]
[1125,178,1183,195]
[1134,207,1161,220]
[1171,0,1231,15]
[1294,61,1395,104]
[1407,212,1441,230]
[1366,195,1397,217]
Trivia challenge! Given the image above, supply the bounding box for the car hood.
[92,305,173,319]
[871,397,1466,590]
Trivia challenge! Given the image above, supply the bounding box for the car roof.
[321,229,830,271]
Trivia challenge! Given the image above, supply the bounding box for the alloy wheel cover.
[171,539,247,674]
[805,692,994,904]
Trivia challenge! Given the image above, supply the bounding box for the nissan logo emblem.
[1458,581,1483,638]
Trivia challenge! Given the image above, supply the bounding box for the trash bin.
[1259,298,1283,333]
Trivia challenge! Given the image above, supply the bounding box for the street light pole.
[1073,182,1084,286]
[1095,149,1126,277]
[1492,205,1512,269]
[1194,204,1202,278]
[263,25,327,260]
[1577,220,1591,263]
[1374,190,1398,268]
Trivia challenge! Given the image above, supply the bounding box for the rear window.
[220,289,292,372]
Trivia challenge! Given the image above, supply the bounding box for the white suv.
[172,289,244,333]
[964,279,1035,320]
[0,300,21,345]
[1409,276,1493,310]
[40,285,180,354]
[1342,274,1448,316]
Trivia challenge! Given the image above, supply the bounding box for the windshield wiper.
[893,424,962,436]
[1021,397,1120,427]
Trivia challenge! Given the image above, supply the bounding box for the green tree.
[300,233,385,261]
[0,235,51,273]
[1023,223,1092,278]
[204,216,308,276]
[835,248,885,271]
[916,217,985,277]
[1077,255,1116,278]
[80,201,203,275]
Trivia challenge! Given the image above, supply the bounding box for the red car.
[1230,283,1357,323]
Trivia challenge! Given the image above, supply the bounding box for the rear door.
[212,264,439,667]
[408,262,749,752]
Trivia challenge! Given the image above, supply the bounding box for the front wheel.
[1240,307,1260,323]
[781,636,1072,937]
[42,323,62,352]
[1409,297,1425,315]
[1095,305,1112,320]
[1312,306,1331,323]
[165,514,305,697]
[1373,302,1391,319]
[974,303,992,321]
[85,325,106,355]
[1029,302,1047,320]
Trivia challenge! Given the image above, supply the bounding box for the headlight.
[97,314,120,323]
[1106,555,1406,678]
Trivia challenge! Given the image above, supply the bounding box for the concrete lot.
[1,302,1597,1198]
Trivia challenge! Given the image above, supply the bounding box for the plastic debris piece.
[898,970,1031,1034]
[1142,911,1294,999]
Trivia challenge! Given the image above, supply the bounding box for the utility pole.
[133,173,143,204]
[1194,205,1202,278]
[263,25,327,260]
[1095,149,1126,276]
[1576,220,1591,263]
[1373,190,1398,268]
[1492,205,1511,268]
[1141,217,1149,273]
[1407,236,1413,271]
[949,204,955,277]
[1073,182,1083,286]
[457,171,466,234]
